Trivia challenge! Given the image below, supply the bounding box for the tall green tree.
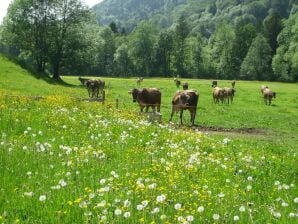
[174,14,189,77]
[114,43,132,77]
[263,10,283,55]
[240,34,272,80]
[192,35,204,78]
[131,21,156,76]
[47,0,90,79]
[230,23,257,79]
[210,23,235,79]
[3,0,50,73]
[154,30,174,76]
[98,27,116,76]
[3,0,91,79]
[272,12,298,81]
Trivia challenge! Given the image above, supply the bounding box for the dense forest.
[0,0,297,81]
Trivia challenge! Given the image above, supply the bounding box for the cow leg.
[191,109,197,126]
[145,105,149,112]
[269,97,272,105]
[140,105,145,112]
[180,110,183,125]
[152,106,156,113]
[157,105,160,113]
[169,108,175,122]
[264,97,267,105]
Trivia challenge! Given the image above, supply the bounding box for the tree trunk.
[52,63,60,79]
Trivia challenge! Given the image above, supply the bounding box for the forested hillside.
[0,0,297,81]
[93,0,295,35]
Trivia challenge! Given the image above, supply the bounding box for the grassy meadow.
[0,55,298,223]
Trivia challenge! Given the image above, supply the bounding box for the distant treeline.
[0,0,297,82]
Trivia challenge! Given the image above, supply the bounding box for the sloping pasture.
[0,56,297,223]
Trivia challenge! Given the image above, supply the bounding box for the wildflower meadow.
[0,56,297,223]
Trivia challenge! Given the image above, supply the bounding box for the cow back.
[138,88,161,105]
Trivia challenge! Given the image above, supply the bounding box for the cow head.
[128,88,139,103]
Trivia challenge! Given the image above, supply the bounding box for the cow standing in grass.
[223,87,235,104]
[263,88,276,105]
[174,78,181,89]
[137,77,143,86]
[78,77,89,85]
[86,79,105,98]
[213,87,225,104]
[170,90,199,126]
[129,88,161,113]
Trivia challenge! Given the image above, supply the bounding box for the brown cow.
[129,88,161,113]
[231,80,236,88]
[263,88,276,105]
[182,82,189,90]
[211,80,218,88]
[223,87,235,104]
[174,78,181,88]
[213,87,225,104]
[260,85,268,95]
[137,77,144,86]
[169,90,199,126]
[86,79,105,98]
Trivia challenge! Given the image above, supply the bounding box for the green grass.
[0,55,297,223]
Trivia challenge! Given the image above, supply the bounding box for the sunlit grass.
[0,55,297,223]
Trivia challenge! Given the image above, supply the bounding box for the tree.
[131,21,156,76]
[3,0,50,73]
[192,35,204,77]
[114,43,132,77]
[109,21,118,33]
[240,34,272,80]
[3,0,91,79]
[154,30,174,76]
[263,10,283,55]
[98,27,116,76]
[47,0,90,79]
[174,14,189,77]
[230,23,257,79]
[210,23,235,79]
[272,12,298,81]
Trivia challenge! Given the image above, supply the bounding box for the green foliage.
[272,12,298,82]
[114,43,133,77]
[2,0,91,79]
[130,22,157,76]
[98,27,116,76]
[240,34,272,80]
[263,10,283,54]
[154,30,174,76]
[230,23,257,79]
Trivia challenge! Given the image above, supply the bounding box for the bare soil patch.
[193,125,267,135]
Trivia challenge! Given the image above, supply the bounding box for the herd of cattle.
[78,77,277,125]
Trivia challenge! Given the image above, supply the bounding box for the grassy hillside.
[0,54,298,223]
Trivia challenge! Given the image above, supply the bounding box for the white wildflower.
[123,212,131,218]
[197,206,204,213]
[174,203,182,210]
[39,195,46,202]
[114,208,122,216]
[213,214,220,220]
[233,215,239,221]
